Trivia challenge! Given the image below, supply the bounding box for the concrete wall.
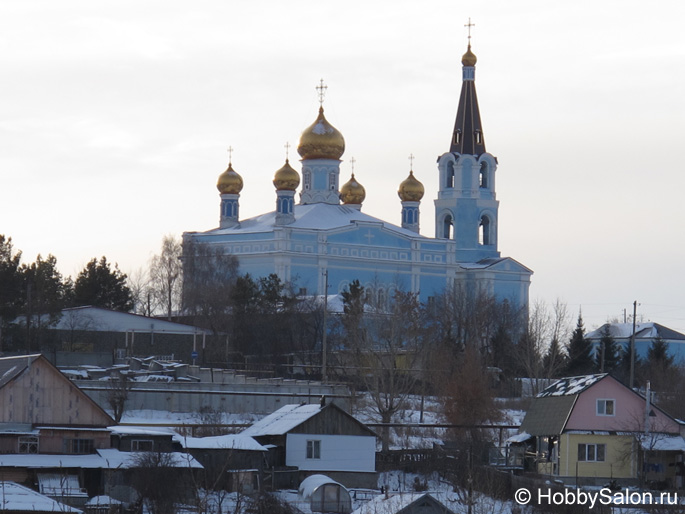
[77,372,351,415]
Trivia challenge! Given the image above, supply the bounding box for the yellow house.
[518,374,685,487]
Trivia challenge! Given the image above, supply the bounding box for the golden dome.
[398,170,425,202]
[298,106,345,160]
[273,159,300,191]
[217,162,244,195]
[340,173,366,205]
[462,44,477,66]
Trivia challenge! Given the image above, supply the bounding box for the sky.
[2,1,685,334]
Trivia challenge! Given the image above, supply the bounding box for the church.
[183,43,532,309]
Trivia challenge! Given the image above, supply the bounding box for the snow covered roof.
[0,482,82,513]
[506,432,532,444]
[351,493,455,514]
[537,374,607,398]
[97,449,203,469]
[43,306,211,335]
[0,355,41,389]
[0,450,202,470]
[198,203,424,239]
[37,473,87,498]
[175,433,267,451]
[108,425,176,437]
[85,496,122,507]
[299,474,346,499]
[641,435,685,452]
[586,322,685,341]
[241,404,323,437]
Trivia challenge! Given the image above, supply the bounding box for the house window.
[64,438,95,454]
[306,440,321,459]
[131,440,154,452]
[597,399,615,416]
[18,436,39,454]
[578,443,605,462]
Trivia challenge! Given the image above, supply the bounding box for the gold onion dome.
[398,170,425,202]
[273,159,300,191]
[340,173,366,205]
[462,44,477,66]
[217,162,244,194]
[297,107,345,160]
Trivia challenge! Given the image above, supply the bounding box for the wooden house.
[519,374,685,487]
[241,401,377,488]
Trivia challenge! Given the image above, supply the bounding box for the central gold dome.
[298,107,345,160]
[273,159,300,191]
[217,162,243,195]
[398,170,425,202]
[340,173,365,205]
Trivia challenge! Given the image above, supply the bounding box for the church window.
[329,172,336,190]
[303,171,311,190]
[446,162,455,189]
[475,130,482,145]
[479,215,491,245]
[453,129,461,145]
[442,215,453,239]
[377,289,386,308]
[480,162,488,188]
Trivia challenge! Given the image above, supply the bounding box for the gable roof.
[537,374,607,397]
[241,402,375,438]
[0,354,114,426]
[586,322,685,341]
[352,493,456,514]
[520,374,607,436]
[0,481,82,513]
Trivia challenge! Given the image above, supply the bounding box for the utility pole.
[629,300,637,389]
[322,270,328,383]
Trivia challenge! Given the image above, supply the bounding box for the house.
[241,401,377,488]
[586,322,685,364]
[519,374,685,487]
[351,493,457,514]
[174,433,269,493]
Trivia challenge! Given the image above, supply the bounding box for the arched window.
[303,171,311,190]
[377,288,386,308]
[443,214,453,239]
[446,161,455,189]
[479,162,488,189]
[479,215,491,245]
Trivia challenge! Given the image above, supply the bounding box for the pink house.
[519,374,685,487]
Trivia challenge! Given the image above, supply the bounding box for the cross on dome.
[350,156,356,174]
[408,153,415,171]
[284,142,291,161]
[316,79,328,107]
[227,146,234,164]
[465,18,475,44]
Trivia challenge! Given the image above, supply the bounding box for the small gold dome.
[298,107,345,160]
[273,159,300,191]
[398,170,425,202]
[462,44,477,66]
[217,162,244,195]
[340,173,366,205]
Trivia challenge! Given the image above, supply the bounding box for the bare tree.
[150,235,183,320]
[341,282,425,452]
[128,267,154,317]
[106,371,130,423]
[132,451,186,514]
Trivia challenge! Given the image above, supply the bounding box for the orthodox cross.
[408,153,415,171]
[465,18,475,44]
[316,79,328,106]
[284,142,290,161]
[364,229,375,244]
[227,146,233,164]
[350,157,356,174]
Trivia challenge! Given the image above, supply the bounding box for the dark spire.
[449,44,486,156]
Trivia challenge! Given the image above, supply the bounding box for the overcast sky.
[2,1,685,333]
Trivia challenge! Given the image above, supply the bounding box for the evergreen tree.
[647,335,674,370]
[0,235,23,348]
[596,324,620,373]
[73,257,133,312]
[543,338,566,378]
[565,312,594,376]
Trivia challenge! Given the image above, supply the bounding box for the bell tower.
[434,30,500,262]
